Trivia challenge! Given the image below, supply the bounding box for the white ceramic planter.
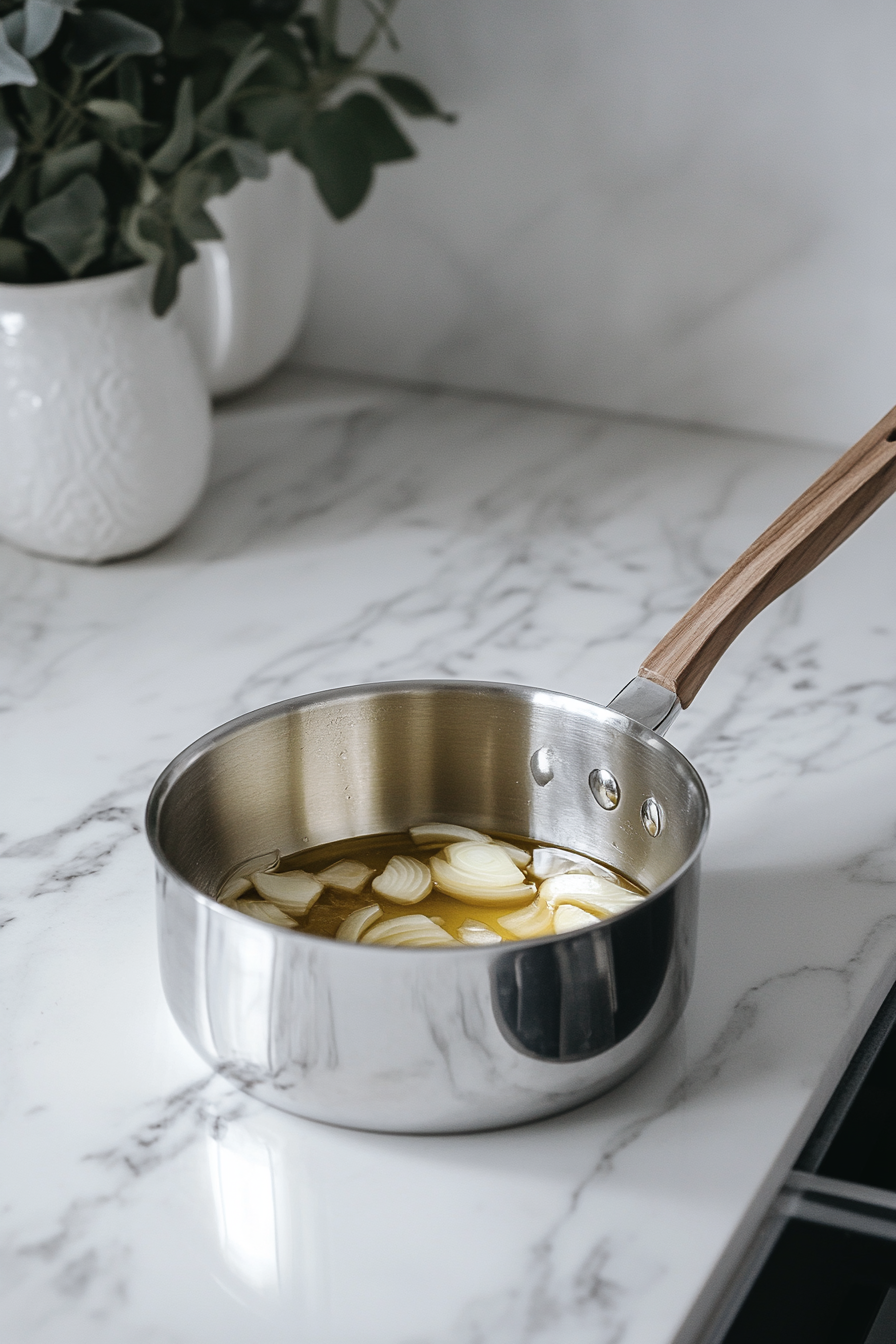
[0,266,212,563]
[178,153,314,398]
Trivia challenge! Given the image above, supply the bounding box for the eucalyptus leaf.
[24,172,107,275]
[148,78,194,175]
[23,0,73,59]
[151,226,196,316]
[340,92,414,164]
[65,9,162,71]
[0,236,27,281]
[240,90,305,153]
[107,232,140,270]
[3,11,24,52]
[306,106,373,219]
[86,98,146,128]
[296,13,321,61]
[121,203,164,265]
[0,122,17,182]
[181,202,220,241]
[0,0,450,310]
[200,146,239,199]
[376,74,454,121]
[39,139,101,199]
[172,168,224,239]
[0,24,37,86]
[225,137,268,180]
[197,34,270,131]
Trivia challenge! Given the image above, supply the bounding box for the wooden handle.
[640,403,896,708]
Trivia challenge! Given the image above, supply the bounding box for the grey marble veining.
[2,369,896,1341]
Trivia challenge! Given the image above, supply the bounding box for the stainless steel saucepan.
[147,404,896,1132]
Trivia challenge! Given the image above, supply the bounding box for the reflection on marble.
[2,369,896,1341]
[299,0,896,443]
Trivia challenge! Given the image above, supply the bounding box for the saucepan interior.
[148,680,710,1131]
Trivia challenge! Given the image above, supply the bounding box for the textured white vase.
[0,266,212,563]
[177,153,315,398]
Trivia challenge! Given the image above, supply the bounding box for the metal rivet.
[589,768,620,810]
[529,747,554,787]
[640,797,663,837]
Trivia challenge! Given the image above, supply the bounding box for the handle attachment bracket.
[607,677,681,737]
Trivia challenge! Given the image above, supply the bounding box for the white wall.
[296,0,896,444]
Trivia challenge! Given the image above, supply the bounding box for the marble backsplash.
[296,0,896,445]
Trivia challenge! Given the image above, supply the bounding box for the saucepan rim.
[145,677,711,955]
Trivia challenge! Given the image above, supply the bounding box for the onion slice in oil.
[372,855,432,904]
[583,896,646,916]
[494,840,531,868]
[336,904,383,942]
[236,898,299,928]
[218,850,280,902]
[319,860,374,894]
[252,869,324,915]
[457,919,503,946]
[498,897,554,938]
[361,915,457,947]
[529,847,624,882]
[537,874,636,912]
[431,853,536,905]
[410,822,490,846]
[553,904,602,934]
[430,840,536,905]
[219,875,252,902]
[443,841,521,881]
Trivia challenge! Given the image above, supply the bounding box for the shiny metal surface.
[589,767,620,810]
[608,676,682,734]
[641,797,664,837]
[147,680,708,1133]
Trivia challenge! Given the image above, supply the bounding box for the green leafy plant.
[0,0,452,312]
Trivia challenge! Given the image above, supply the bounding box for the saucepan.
[147,404,896,1132]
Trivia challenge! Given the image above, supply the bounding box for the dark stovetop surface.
[707,980,896,1344]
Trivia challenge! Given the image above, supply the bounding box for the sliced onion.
[372,855,432,904]
[566,860,625,881]
[236,898,299,928]
[529,847,578,879]
[336,904,382,942]
[498,897,554,938]
[430,853,536,905]
[538,874,632,912]
[443,842,521,881]
[494,840,531,869]
[553,904,602,934]
[410,822,490,846]
[218,875,252,903]
[584,896,645,916]
[529,847,623,883]
[361,915,457,947]
[218,850,279,901]
[319,860,374,894]
[457,919,503,946]
[252,869,323,915]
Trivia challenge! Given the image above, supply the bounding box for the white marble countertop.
[3,369,896,1344]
